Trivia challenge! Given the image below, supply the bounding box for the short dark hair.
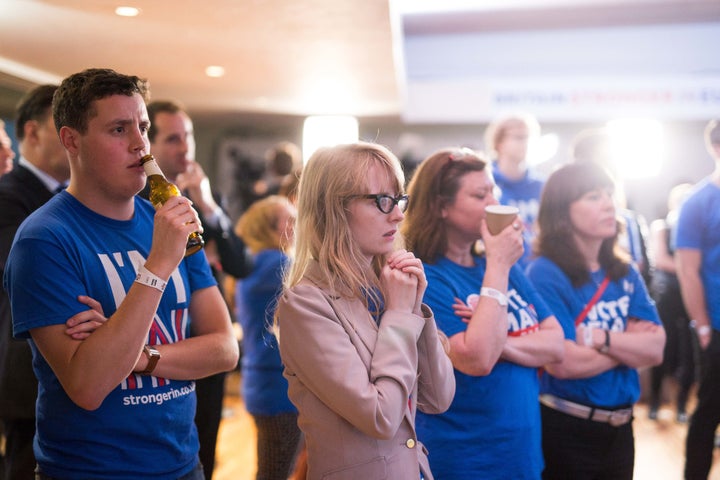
[146,100,185,143]
[15,84,57,141]
[53,68,149,134]
[266,141,301,176]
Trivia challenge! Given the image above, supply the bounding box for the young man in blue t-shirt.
[677,118,720,479]
[3,69,239,480]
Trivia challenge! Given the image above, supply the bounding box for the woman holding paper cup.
[402,147,564,480]
[525,161,664,480]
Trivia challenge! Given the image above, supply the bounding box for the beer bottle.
[140,154,204,256]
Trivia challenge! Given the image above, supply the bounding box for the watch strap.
[139,345,161,375]
[599,330,611,354]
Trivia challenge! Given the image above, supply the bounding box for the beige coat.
[276,262,455,480]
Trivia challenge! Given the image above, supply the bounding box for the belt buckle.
[608,410,629,427]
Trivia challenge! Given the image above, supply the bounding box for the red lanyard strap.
[574,276,610,326]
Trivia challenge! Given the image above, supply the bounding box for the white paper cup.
[485,205,519,235]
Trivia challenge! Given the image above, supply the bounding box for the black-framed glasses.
[352,194,409,214]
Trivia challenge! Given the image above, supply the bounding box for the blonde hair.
[235,195,295,254]
[483,112,540,159]
[286,142,405,303]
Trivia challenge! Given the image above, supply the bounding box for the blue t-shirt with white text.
[525,257,659,407]
[5,192,216,480]
[416,255,553,480]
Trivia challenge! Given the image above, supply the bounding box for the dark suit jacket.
[0,164,55,418]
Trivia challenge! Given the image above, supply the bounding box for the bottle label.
[142,159,163,177]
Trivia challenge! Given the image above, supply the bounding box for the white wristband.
[135,264,167,292]
[690,320,712,336]
[480,287,508,307]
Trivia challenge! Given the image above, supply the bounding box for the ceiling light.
[205,66,225,78]
[115,6,140,17]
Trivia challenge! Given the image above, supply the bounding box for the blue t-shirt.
[618,209,647,268]
[675,179,720,330]
[416,256,553,480]
[235,249,295,415]
[4,192,216,480]
[525,257,660,408]
[492,163,544,268]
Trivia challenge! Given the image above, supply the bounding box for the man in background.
[0,120,15,178]
[146,100,252,479]
[676,119,720,479]
[0,85,67,479]
[484,112,544,267]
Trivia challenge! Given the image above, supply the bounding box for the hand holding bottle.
[141,154,204,256]
[145,196,204,278]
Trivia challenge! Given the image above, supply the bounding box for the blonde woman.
[275,142,455,480]
[234,195,300,480]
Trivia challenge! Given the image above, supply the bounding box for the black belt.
[540,394,633,427]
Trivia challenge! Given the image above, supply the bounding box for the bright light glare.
[205,66,225,78]
[606,119,664,179]
[302,116,359,164]
[115,6,140,17]
[527,133,559,167]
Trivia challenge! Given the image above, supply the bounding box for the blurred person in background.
[251,141,302,202]
[402,147,564,480]
[676,119,720,480]
[146,99,253,480]
[647,182,696,423]
[571,127,651,284]
[234,195,301,480]
[0,120,15,177]
[0,84,67,480]
[484,113,545,268]
[526,161,664,480]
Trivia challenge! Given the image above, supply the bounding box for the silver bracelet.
[134,264,167,292]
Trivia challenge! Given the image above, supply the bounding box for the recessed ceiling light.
[205,66,225,78]
[115,6,141,17]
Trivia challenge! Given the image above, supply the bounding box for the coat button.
[406,439,416,449]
